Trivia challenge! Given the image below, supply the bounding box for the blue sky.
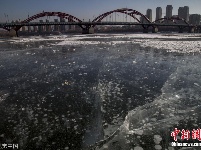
[0,0,201,22]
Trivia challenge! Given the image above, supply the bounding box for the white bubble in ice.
[155,145,162,150]
[134,146,143,150]
[154,135,162,144]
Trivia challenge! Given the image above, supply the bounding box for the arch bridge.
[151,16,196,33]
[1,8,152,36]
[0,8,197,36]
[2,11,84,36]
[92,8,150,27]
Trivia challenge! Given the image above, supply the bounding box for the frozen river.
[0,33,201,150]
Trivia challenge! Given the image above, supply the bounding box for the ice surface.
[99,56,201,149]
[1,33,201,150]
[2,33,201,54]
[53,34,201,53]
[0,91,10,103]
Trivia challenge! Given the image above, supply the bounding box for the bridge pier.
[188,27,195,33]
[178,26,184,33]
[198,27,201,33]
[152,27,158,33]
[143,28,149,33]
[82,27,94,34]
[194,27,201,33]
[142,25,150,33]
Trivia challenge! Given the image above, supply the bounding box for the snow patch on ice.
[2,33,201,53]
[134,39,201,53]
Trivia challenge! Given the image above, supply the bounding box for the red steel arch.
[15,11,82,31]
[153,17,189,25]
[92,8,151,26]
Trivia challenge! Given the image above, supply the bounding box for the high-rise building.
[146,9,152,22]
[178,7,184,24]
[189,14,200,25]
[184,6,189,22]
[156,7,162,21]
[178,7,184,18]
[166,5,173,18]
[178,6,189,22]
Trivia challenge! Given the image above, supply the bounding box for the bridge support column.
[9,29,18,37]
[82,27,94,34]
[198,27,201,33]
[143,28,149,33]
[142,25,150,33]
[194,27,200,33]
[178,26,184,33]
[152,27,158,33]
[188,27,195,33]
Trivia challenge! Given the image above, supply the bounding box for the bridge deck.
[0,22,198,27]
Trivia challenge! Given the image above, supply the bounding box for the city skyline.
[0,0,201,22]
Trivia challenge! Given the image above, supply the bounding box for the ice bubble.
[155,145,162,150]
[39,45,44,49]
[168,147,175,150]
[134,146,143,150]
[103,144,108,149]
[0,134,4,138]
[154,135,162,144]
[194,83,200,87]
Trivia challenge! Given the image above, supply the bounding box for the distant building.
[75,25,81,32]
[156,7,162,22]
[172,15,179,23]
[184,6,189,22]
[189,14,200,25]
[38,20,44,33]
[33,26,38,32]
[68,25,72,30]
[140,16,145,23]
[22,26,26,32]
[166,5,173,18]
[70,25,75,31]
[178,7,184,18]
[146,9,152,22]
[54,19,59,31]
[178,6,189,22]
[46,19,51,32]
[60,17,65,32]
[68,17,73,31]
